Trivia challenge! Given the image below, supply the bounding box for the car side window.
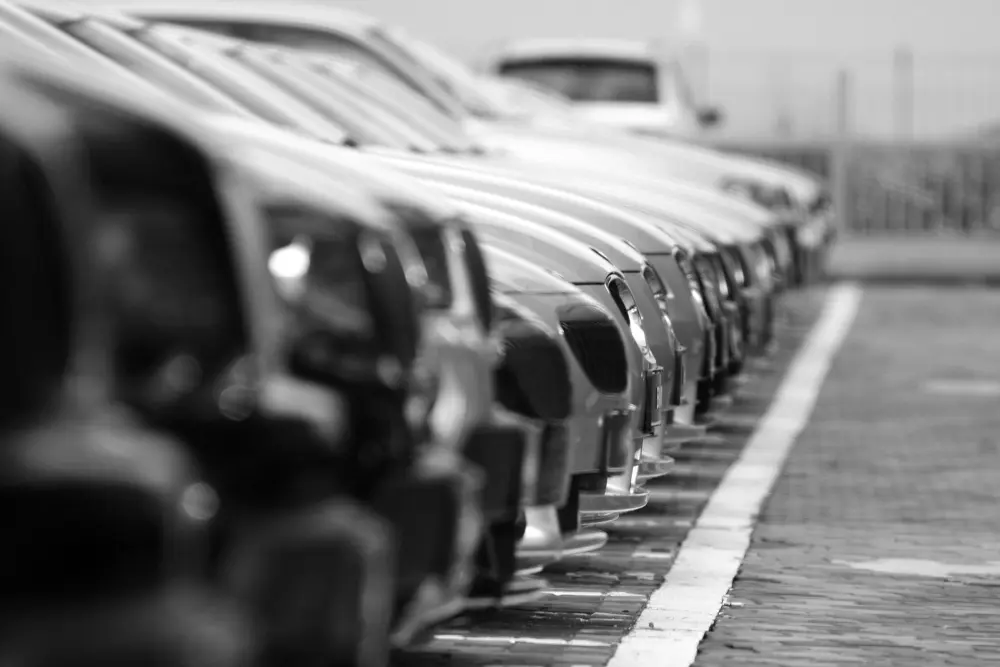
[165,19,247,39]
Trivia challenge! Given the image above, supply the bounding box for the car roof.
[493,38,657,64]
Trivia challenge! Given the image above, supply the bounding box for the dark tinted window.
[499,58,660,103]
[169,20,396,79]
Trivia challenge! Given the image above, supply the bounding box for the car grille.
[408,227,453,310]
[534,423,571,506]
[557,302,628,395]
[641,368,664,432]
[495,318,572,421]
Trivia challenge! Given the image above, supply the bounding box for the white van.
[486,38,722,139]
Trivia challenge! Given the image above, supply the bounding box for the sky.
[338,0,1000,138]
[340,0,1000,57]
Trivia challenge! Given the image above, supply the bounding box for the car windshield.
[304,53,482,154]
[231,47,409,149]
[176,19,466,120]
[478,76,579,120]
[499,58,660,103]
[369,26,508,120]
[63,19,257,118]
[137,26,353,144]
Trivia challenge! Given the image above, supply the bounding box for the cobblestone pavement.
[695,286,1000,666]
[393,288,828,667]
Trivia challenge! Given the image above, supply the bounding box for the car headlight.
[809,190,833,217]
[676,252,706,309]
[771,228,792,266]
[753,243,774,288]
[607,275,656,365]
[267,203,373,333]
[642,263,687,402]
[721,247,747,289]
[720,177,793,212]
[707,254,732,302]
[641,263,672,319]
[798,216,828,248]
[693,255,723,315]
[457,227,494,333]
[720,177,756,202]
[384,203,454,311]
[265,203,412,387]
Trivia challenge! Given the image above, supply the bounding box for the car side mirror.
[697,105,724,128]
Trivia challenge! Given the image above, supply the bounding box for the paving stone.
[696,287,1000,667]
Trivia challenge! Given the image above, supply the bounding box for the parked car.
[474,73,584,125]
[485,38,722,138]
[463,203,657,525]
[485,246,638,548]
[0,54,251,667]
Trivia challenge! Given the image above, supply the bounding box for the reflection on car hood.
[377,141,775,228]
[472,121,820,204]
[484,244,585,296]
[201,115,464,226]
[228,143,397,233]
[424,181,646,270]
[369,149,763,249]
[457,202,617,285]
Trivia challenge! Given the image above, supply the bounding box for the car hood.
[380,139,778,229]
[471,120,821,209]
[423,181,647,271]
[226,142,399,233]
[484,244,583,296]
[200,115,465,228]
[456,201,618,286]
[368,148,762,249]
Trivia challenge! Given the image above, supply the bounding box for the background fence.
[714,140,1000,236]
[694,49,1000,236]
[687,48,1000,141]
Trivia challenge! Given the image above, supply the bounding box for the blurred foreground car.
[0,33,501,664]
[6,0,576,619]
[0,58,251,667]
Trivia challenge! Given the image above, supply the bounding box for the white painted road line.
[607,284,864,667]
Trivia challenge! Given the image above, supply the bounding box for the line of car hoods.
[0,2,837,666]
